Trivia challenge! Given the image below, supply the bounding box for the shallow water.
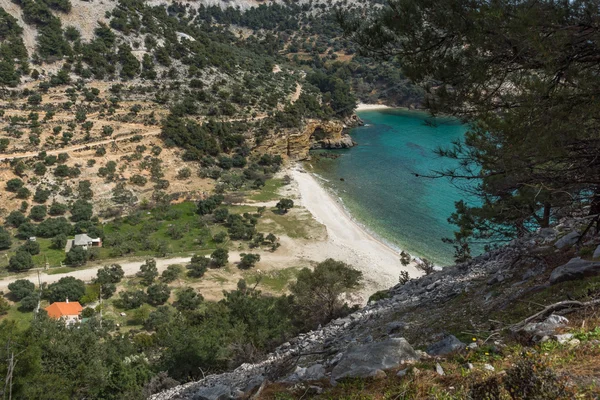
[308,109,479,265]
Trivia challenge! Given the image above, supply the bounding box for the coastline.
[290,164,422,295]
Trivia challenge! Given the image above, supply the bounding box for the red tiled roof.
[45,302,83,319]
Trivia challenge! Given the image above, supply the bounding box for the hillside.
[153,218,600,399]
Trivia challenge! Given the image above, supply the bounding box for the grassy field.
[249,178,285,202]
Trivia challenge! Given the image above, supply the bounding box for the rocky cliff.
[254,118,358,161]
[151,216,600,399]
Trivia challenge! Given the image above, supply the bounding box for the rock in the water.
[192,384,231,400]
[555,231,580,249]
[426,335,466,356]
[331,338,419,382]
[549,258,600,284]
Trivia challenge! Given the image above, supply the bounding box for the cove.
[307,108,479,266]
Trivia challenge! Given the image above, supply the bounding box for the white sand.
[356,103,391,111]
[290,165,421,299]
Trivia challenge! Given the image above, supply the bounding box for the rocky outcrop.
[330,338,419,382]
[549,258,600,284]
[254,119,355,161]
[426,335,466,356]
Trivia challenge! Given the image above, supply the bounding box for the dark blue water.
[309,109,477,265]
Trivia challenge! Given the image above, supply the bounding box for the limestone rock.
[254,119,352,161]
[331,338,419,382]
[554,231,580,249]
[549,258,600,284]
[192,384,231,400]
[426,335,466,356]
[436,363,445,376]
[521,314,569,339]
[593,244,600,259]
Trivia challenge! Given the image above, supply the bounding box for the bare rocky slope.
[152,217,600,399]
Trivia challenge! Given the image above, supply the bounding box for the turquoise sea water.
[308,109,477,265]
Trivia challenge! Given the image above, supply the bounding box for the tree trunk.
[541,202,551,228]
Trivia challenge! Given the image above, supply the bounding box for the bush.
[290,259,363,329]
[9,250,34,272]
[16,222,37,240]
[51,233,67,250]
[65,246,88,266]
[36,217,72,237]
[29,205,47,221]
[16,187,31,199]
[276,198,294,214]
[33,188,51,203]
[175,287,202,311]
[8,279,35,300]
[147,283,171,306]
[238,253,260,269]
[19,240,40,255]
[6,178,24,192]
[0,227,11,249]
[213,231,227,243]
[48,201,68,216]
[503,354,571,399]
[46,277,86,303]
[210,248,228,268]
[196,194,224,215]
[176,168,191,180]
[19,294,38,312]
[161,265,182,283]
[70,199,93,222]
[5,211,27,228]
[138,258,158,286]
[117,290,147,310]
[186,255,209,278]
[213,208,228,223]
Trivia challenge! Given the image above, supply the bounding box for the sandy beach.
[289,165,421,298]
[356,103,391,111]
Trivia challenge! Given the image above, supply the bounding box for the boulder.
[520,314,569,339]
[284,364,326,383]
[192,384,231,400]
[426,335,466,356]
[549,258,600,284]
[554,231,580,249]
[331,338,419,383]
[593,244,600,259]
[386,321,406,334]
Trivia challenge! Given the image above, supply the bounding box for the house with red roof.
[45,299,83,324]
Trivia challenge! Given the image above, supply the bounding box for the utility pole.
[99,285,103,329]
[34,271,42,317]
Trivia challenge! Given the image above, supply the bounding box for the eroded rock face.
[254,119,355,161]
